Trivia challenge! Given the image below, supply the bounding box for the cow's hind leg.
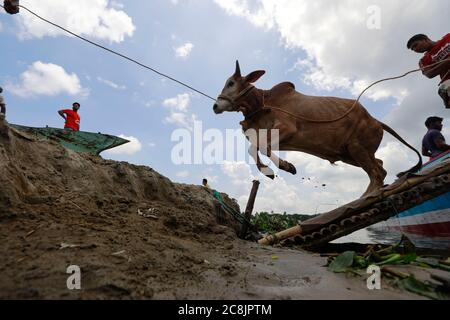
[347,144,386,197]
[376,158,387,186]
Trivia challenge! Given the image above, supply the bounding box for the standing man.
[2,1,18,121]
[0,87,6,120]
[58,102,81,131]
[422,116,450,159]
[407,33,450,108]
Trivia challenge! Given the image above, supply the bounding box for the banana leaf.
[328,251,355,273]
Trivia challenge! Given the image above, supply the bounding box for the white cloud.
[286,152,368,195]
[166,112,187,126]
[148,142,156,147]
[6,61,87,98]
[97,77,126,90]
[222,161,256,184]
[204,175,219,185]
[144,101,155,107]
[176,170,190,178]
[213,0,275,28]
[105,134,142,155]
[163,93,190,112]
[213,0,447,104]
[375,141,419,181]
[175,42,194,58]
[110,1,124,9]
[165,112,199,130]
[18,0,135,43]
[385,81,449,146]
[162,93,198,130]
[221,161,315,214]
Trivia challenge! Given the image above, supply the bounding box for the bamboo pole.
[258,225,303,246]
[239,180,260,238]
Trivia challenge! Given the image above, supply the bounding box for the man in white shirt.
[0,87,6,120]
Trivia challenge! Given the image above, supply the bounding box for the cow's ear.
[234,60,242,78]
[244,70,265,84]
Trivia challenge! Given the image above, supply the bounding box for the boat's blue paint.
[420,150,450,171]
[397,192,450,218]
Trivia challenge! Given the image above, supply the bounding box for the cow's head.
[213,61,265,114]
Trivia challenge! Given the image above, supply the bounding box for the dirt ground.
[0,120,422,299]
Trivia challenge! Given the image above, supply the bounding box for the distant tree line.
[251,211,319,233]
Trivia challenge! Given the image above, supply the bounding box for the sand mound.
[0,120,243,299]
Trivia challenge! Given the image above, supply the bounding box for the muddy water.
[332,228,400,245]
[333,227,450,250]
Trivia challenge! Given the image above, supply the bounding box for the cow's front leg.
[260,145,297,175]
[248,144,275,179]
[278,157,297,175]
[259,123,297,175]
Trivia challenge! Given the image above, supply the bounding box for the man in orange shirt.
[58,102,81,131]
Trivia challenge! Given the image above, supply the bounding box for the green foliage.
[325,236,450,300]
[327,242,419,273]
[396,277,449,300]
[328,251,355,273]
[251,211,318,233]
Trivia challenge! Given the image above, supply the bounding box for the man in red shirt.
[407,33,450,108]
[58,102,81,131]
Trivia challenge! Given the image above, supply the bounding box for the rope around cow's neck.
[256,58,450,124]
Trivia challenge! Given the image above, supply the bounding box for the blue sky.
[1,0,448,214]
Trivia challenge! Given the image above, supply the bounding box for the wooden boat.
[370,151,450,248]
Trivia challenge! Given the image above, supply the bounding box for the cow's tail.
[380,122,422,178]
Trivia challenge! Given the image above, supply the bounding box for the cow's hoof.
[282,161,297,175]
[288,163,297,175]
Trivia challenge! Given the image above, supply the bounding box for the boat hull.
[373,151,450,247]
[380,193,450,238]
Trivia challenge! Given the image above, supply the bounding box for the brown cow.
[213,61,422,196]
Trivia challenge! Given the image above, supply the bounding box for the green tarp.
[10,124,129,155]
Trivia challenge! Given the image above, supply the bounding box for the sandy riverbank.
[0,120,425,299]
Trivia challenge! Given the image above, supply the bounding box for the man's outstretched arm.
[58,110,67,120]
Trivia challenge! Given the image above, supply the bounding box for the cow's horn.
[235,60,241,77]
